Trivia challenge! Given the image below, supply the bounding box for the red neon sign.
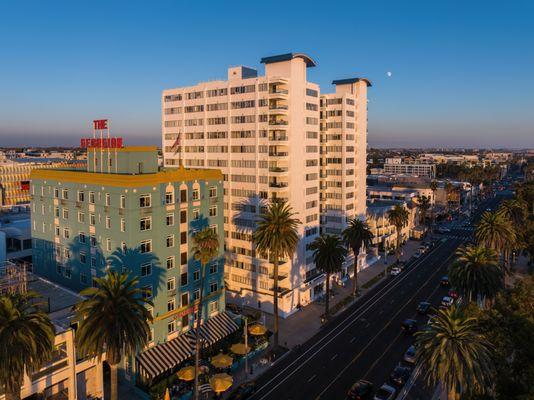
[93,119,108,130]
[80,137,123,149]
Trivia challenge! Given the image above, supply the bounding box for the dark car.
[440,276,450,286]
[416,301,431,315]
[403,345,416,364]
[348,379,374,400]
[227,382,256,400]
[390,365,413,386]
[397,261,407,271]
[401,319,418,334]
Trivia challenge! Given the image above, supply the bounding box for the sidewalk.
[263,239,423,349]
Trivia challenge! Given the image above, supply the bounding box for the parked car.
[448,289,459,299]
[437,227,451,234]
[441,296,454,308]
[440,276,450,286]
[390,267,402,276]
[416,301,431,315]
[397,261,407,270]
[401,319,418,334]
[227,382,256,400]
[347,380,374,400]
[374,384,396,400]
[390,365,413,386]
[413,251,422,259]
[403,345,416,364]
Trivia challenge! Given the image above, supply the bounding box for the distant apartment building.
[0,209,32,264]
[30,146,236,384]
[383,158,436,178]
[418,153,480,166]
[162,53,370,316]
[0,156,84,207]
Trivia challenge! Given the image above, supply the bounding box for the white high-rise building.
[162,53,370,317]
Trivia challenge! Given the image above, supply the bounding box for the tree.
[430,180,439,234]
[448,245,503,306]
[0,292,55,400]
[387,204,410,265]
[191,227,220,400]
[75,271,153,400]
[415,306,494,400]
[417,195,431,228]
[445,181,454,214]
[475,211,516,268]
[253,199,300,348]
[310,235,347,319]
[342,219,374,297]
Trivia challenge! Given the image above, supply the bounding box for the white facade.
[162,53,369,316]
[383,158,436,178]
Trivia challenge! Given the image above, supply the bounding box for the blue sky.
[0,0,533,148]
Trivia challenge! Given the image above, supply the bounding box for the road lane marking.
[251,240,455,400]
[313,250,459,399]
[350,337,356,343]
[331,354,338,361]
[307,374,316,383]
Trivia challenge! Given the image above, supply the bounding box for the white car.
[441,296,454,307]
[374,384,396,400]
[390,267,402,276]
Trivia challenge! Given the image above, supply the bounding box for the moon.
[387,71,392,77]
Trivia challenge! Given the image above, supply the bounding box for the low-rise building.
[383,158,436,178]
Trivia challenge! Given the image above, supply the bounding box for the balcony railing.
[269,167,288,173]
[269,135,288,141]
[269,105,288,111]
[268,152,288,157]
[268,120,288,126]
[269,89,288,95]
[269,182,288,188]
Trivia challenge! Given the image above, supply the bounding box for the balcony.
[268,135,288,142]
[268,152,289,158]
[268,120,288,126]
[269,167,288,174]
[269,182,288,189]
[268,89,288,100]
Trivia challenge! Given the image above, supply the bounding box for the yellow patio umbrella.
[248,323,267,336]
[211,353,233,368]
[230,343,250,355]
[177,366,196,381]
[209,373,233,393]
[164,388,171,400]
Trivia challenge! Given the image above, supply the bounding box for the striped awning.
[136,333,194,379]
[186,312,240,347]
[136,312,239,380]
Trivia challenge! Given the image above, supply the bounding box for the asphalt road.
[249,194,505,400]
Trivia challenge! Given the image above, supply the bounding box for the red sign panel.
[93,119,108,130]
[80,137,123,149]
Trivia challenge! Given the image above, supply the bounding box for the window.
[77,191,85,202]
[209,206,217,217]
[89,191,95,204]
[167,277,176,291]
[105,193,110,206]
[209,187,217,198]
[80,252,86,264]
[167,320,175,334]
[78,211,84,223]
[181,272,188,286]
[180,210,187,223]
[105,216,111,229]
[91,257,96,267]
[142,285,152,299]
[90,235,96,247]
[167,299,175,312]
[106,238,111,251]
[120,218,126,232]
[120,195,126,209]
[79,232,86,243]
[62,208,69,219]
[140,240,152,254]
[192,209,200,220]
[54,207,60,217]
[64,266,71,279]
[192,188,200,201]
[180,231,187,245]
[180,252,187,265]
[139,194,151,208]
[140,217,152,231]
[166,235,174,248]
[54,226,60,236]
[181,315,190,330]
[193,289,200,301]
[181,292,189,307]
[62,189,69,199]
[166,213,174,226]
[209,264,218,275]
[141,263,152,277]
[80,273,88,284]
[208,301,218,314]
[166,256,175,270]
[210,282,218,293]
[89,213,95,225]
[165,191,174,204]
[63,228,70,239]
[180,189,187,203]
[54,188,59,198]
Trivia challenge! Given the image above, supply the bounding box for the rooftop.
[332,77,372,87]
[260,52,317,68]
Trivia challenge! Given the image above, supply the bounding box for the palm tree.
[475,211,516,270]
[417,195,431,229]
[342,218,374,297]
[387,204,410,265]
[310,235,347,319]
[75,271,153,400]
[448,245,503,306]
[445,181,454,214]
[415,306,494,400]
[253,199,300,348]
[430,180,438,235]
[191,227,220,400]
[0,292,55,400]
